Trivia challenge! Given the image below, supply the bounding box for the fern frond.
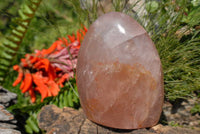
[0,0,42,83]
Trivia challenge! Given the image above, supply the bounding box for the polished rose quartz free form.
[77,12,164,129]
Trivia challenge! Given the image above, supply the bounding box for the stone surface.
[162,98,200,129]
[0,104,18,130]
[0,86,17,108]
[38,105,200,134]
[0,104,14,121]
[0,86,20,133]
[0,128,21,134]
[151,124,200,134]
[77,12,164,129]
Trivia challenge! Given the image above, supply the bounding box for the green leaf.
[3,48,16,55]
[0,64,9,70]
[12,29,24,37]
[0,58,11,66]
[0,51,13,60]
[187,7,200,26]
[16,25,26,32]
[146,1,159,13]
[10,35,21,42]
[63,90,69,107]
[68,90,73,107]
[3,39,18,49]
[18,10,30,20]
[26,117,40,133]
[21,21,29,26]
[0,71,5,76]
[24,5,34,14]
[25,124,33,134]
[58,93,64,108]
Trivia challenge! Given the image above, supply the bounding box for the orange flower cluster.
[13,27,87,103]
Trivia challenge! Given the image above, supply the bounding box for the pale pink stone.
[77,12,164,129]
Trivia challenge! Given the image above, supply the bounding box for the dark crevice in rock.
[78,118,86,134]
[0,120,17,124]
[158,111,168,125]
[96,125,98,134]
[170,99,185,114]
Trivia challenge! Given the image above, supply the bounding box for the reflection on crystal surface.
[117,24,126,34]
[77,12,164,129]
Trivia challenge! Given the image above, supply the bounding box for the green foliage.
[112,0,129,12]
[191,103,200,114]
[25,112,40,134]
[156,31,200,101]
[68,0,97,25]
[131,0,200,102]
[182,6,200,26]
[48,79,80,109]
[169,121,181,127]
[145,1,159,13]
[0,0,42,83]
[191,0,200,7]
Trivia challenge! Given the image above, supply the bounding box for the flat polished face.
[77,12,164,129]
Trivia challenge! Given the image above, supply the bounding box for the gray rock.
[0,128,21,134]
[0,104,18,129]
[162,99,200,128]
[0,86,17,107]
[0,86,20,133]
[0,105,14,121]
[0,123,17,129]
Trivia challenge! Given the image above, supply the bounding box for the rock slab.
[37,105,200,134]
[0,86,21,134]
[0,86,17,108]
[77,12,164,129]
[0,104,20,133]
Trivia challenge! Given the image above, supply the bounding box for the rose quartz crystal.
[77,12,164,129]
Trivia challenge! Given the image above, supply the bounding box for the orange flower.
[47,65,57,80]
[12,26,88,102]
[13,65,20,71]
[29,87,36,103]
[47,80,60,96]
[32,72,48,86]
[21,58,28,67]
[57,73,69,87]
[34,59,50,72]
[20,79,25,89]
[35,85,49,102]
[13,66,23,87]
[32,72,60,102]
[68,34,76,43]
[76,31,82,43]
[13,72,23,86]
[21,72,32,93]
[80,29,86,36]
[42,38,68,55]
[83,26,88,32]
[30,56,39,64]
[32,72,49,101]
[42,43,57,55]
